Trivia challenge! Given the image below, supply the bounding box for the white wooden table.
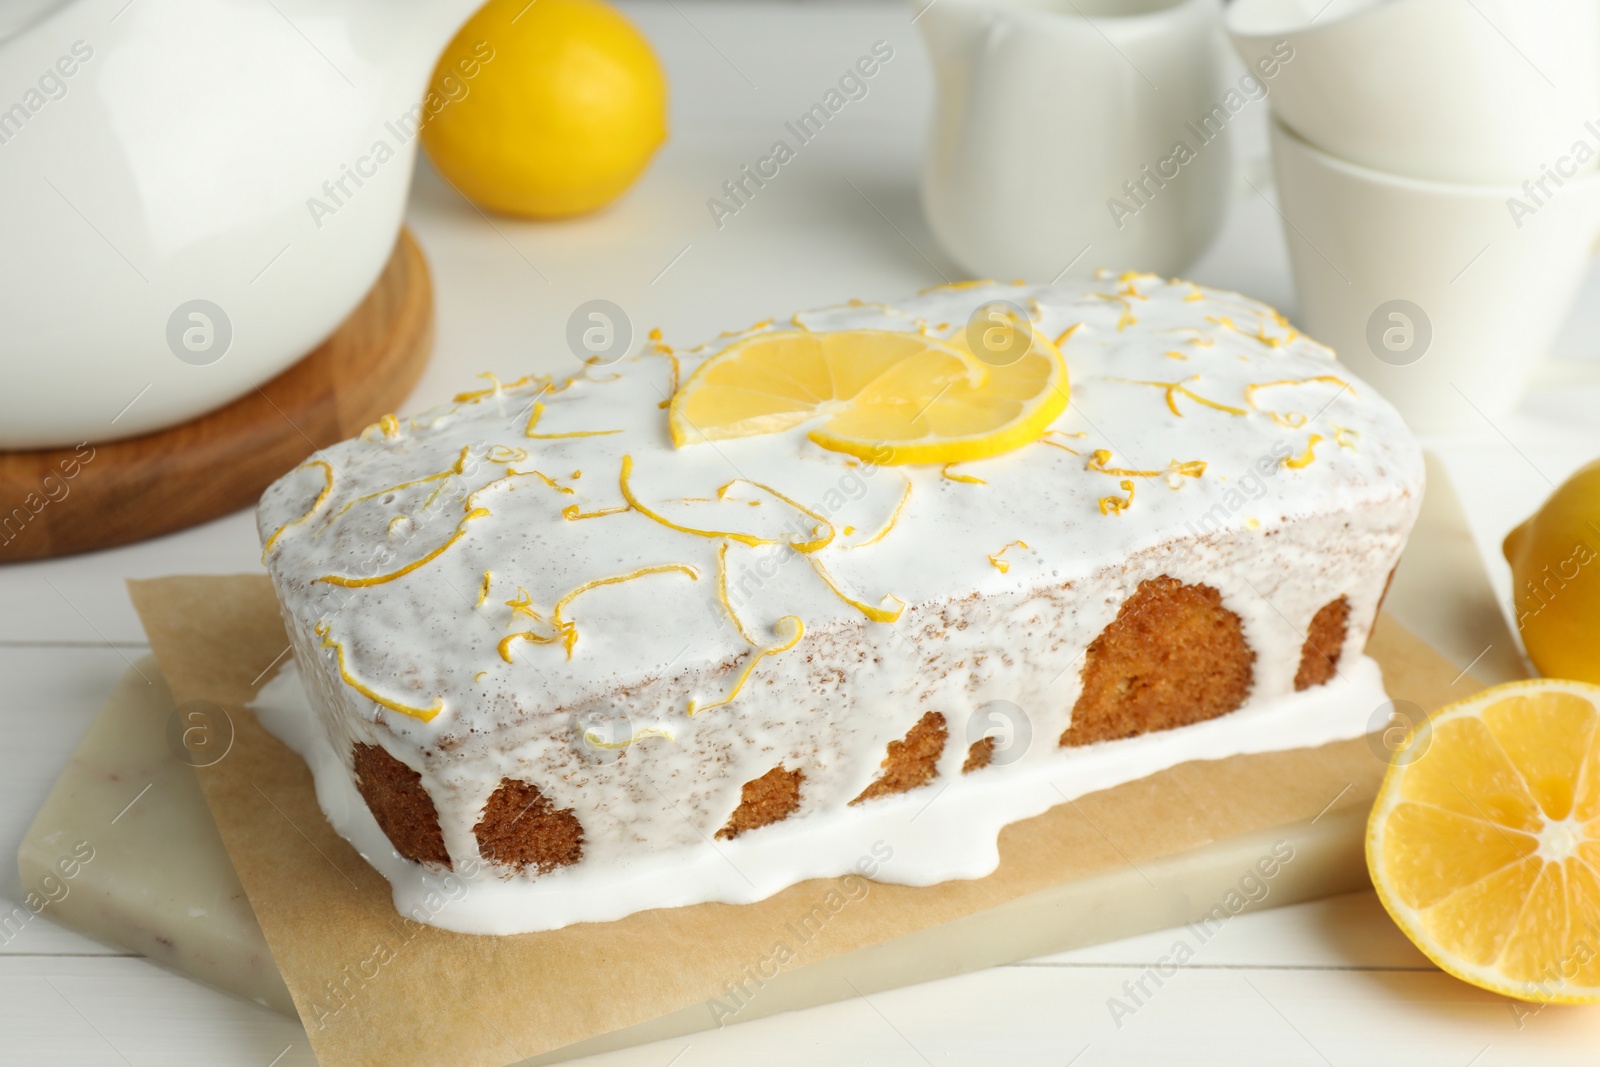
[4,3,1600,1063]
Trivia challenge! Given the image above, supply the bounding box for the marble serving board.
[18,611,1469,1065]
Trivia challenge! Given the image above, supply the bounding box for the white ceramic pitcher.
[0,0,484,449]
[918,0,1236,283]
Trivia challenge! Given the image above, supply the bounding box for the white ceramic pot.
[918,0,1236,283]
[1228,0,1600,185]
[1269,117,1600,434]
[0,0,483,449]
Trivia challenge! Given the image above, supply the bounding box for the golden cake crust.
[1061,576,1256,747]
[353,742,451,867]
[1295,595,1352,691]
[472,779,584,874]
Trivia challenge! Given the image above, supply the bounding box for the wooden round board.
[0,229,434,563]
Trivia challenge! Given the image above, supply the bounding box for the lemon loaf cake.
[255,274,1423,934]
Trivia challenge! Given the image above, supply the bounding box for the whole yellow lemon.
[421,0,667,219]
[1504,457,1600,683]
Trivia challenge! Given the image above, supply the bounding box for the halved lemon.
[668,327,1070,465]
[1368,678,1600,1002]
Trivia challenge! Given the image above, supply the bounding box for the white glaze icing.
[255,273,1424,934]
[254,654,1389,933]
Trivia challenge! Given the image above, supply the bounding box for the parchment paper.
[129,574,1469,1067]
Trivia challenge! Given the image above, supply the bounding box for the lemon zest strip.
[918,279,995,294]
[362,413,402,441]
[525,401,623,439]
[988,540,1029,574]
[716,541,761,646]
[687,615,805,717]
[652,355,678,409]
[1039,438,1080,456]
[1166,459,1208,483]
[1268,308,1301,343]
[651,333,682,409]
[461,477,508,510]
[1207,314,1300,349]
[849,473,912,549]
[1155,326,1215,347]
[498,629,561,662]
[261,460,335,558]
[1091,293,1138,330]
[464,470,543,511]
[561,504,631,521]
[941,463,986,485]
[421,478,453,511]
[1086,449,1163,478]
[578,357,623,381]
[1116,377,1248,418]
[485,445,529,464]
[1331,424,1360,451]
[1244,376,1355,429]
[475,570,491,607]
[552,563,702,659]
[452,372,503,404]
[1099,480,1135,516]
[462,464,589,512]
[317,507,489,587]
[1283,435,1323,469]
[521,469,576,495]
[505,586,542,625]
[1086,449,1207,485]
[584,725,676,750]
[619,454,779,548]
[1038,429,1087,456]
[317,468,454,534]
[1052,322,1082,348]
[806,555,904,623]
[316,622,442,722]
[717,479,836,553]
[505,372,577,397]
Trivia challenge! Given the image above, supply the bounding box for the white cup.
[919,0,1239,281]
[1228,0,1600,185]
[1268,116,1600,434]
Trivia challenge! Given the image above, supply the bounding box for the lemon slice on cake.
[668,327,1070,464]
[1368,678,1600,1002]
